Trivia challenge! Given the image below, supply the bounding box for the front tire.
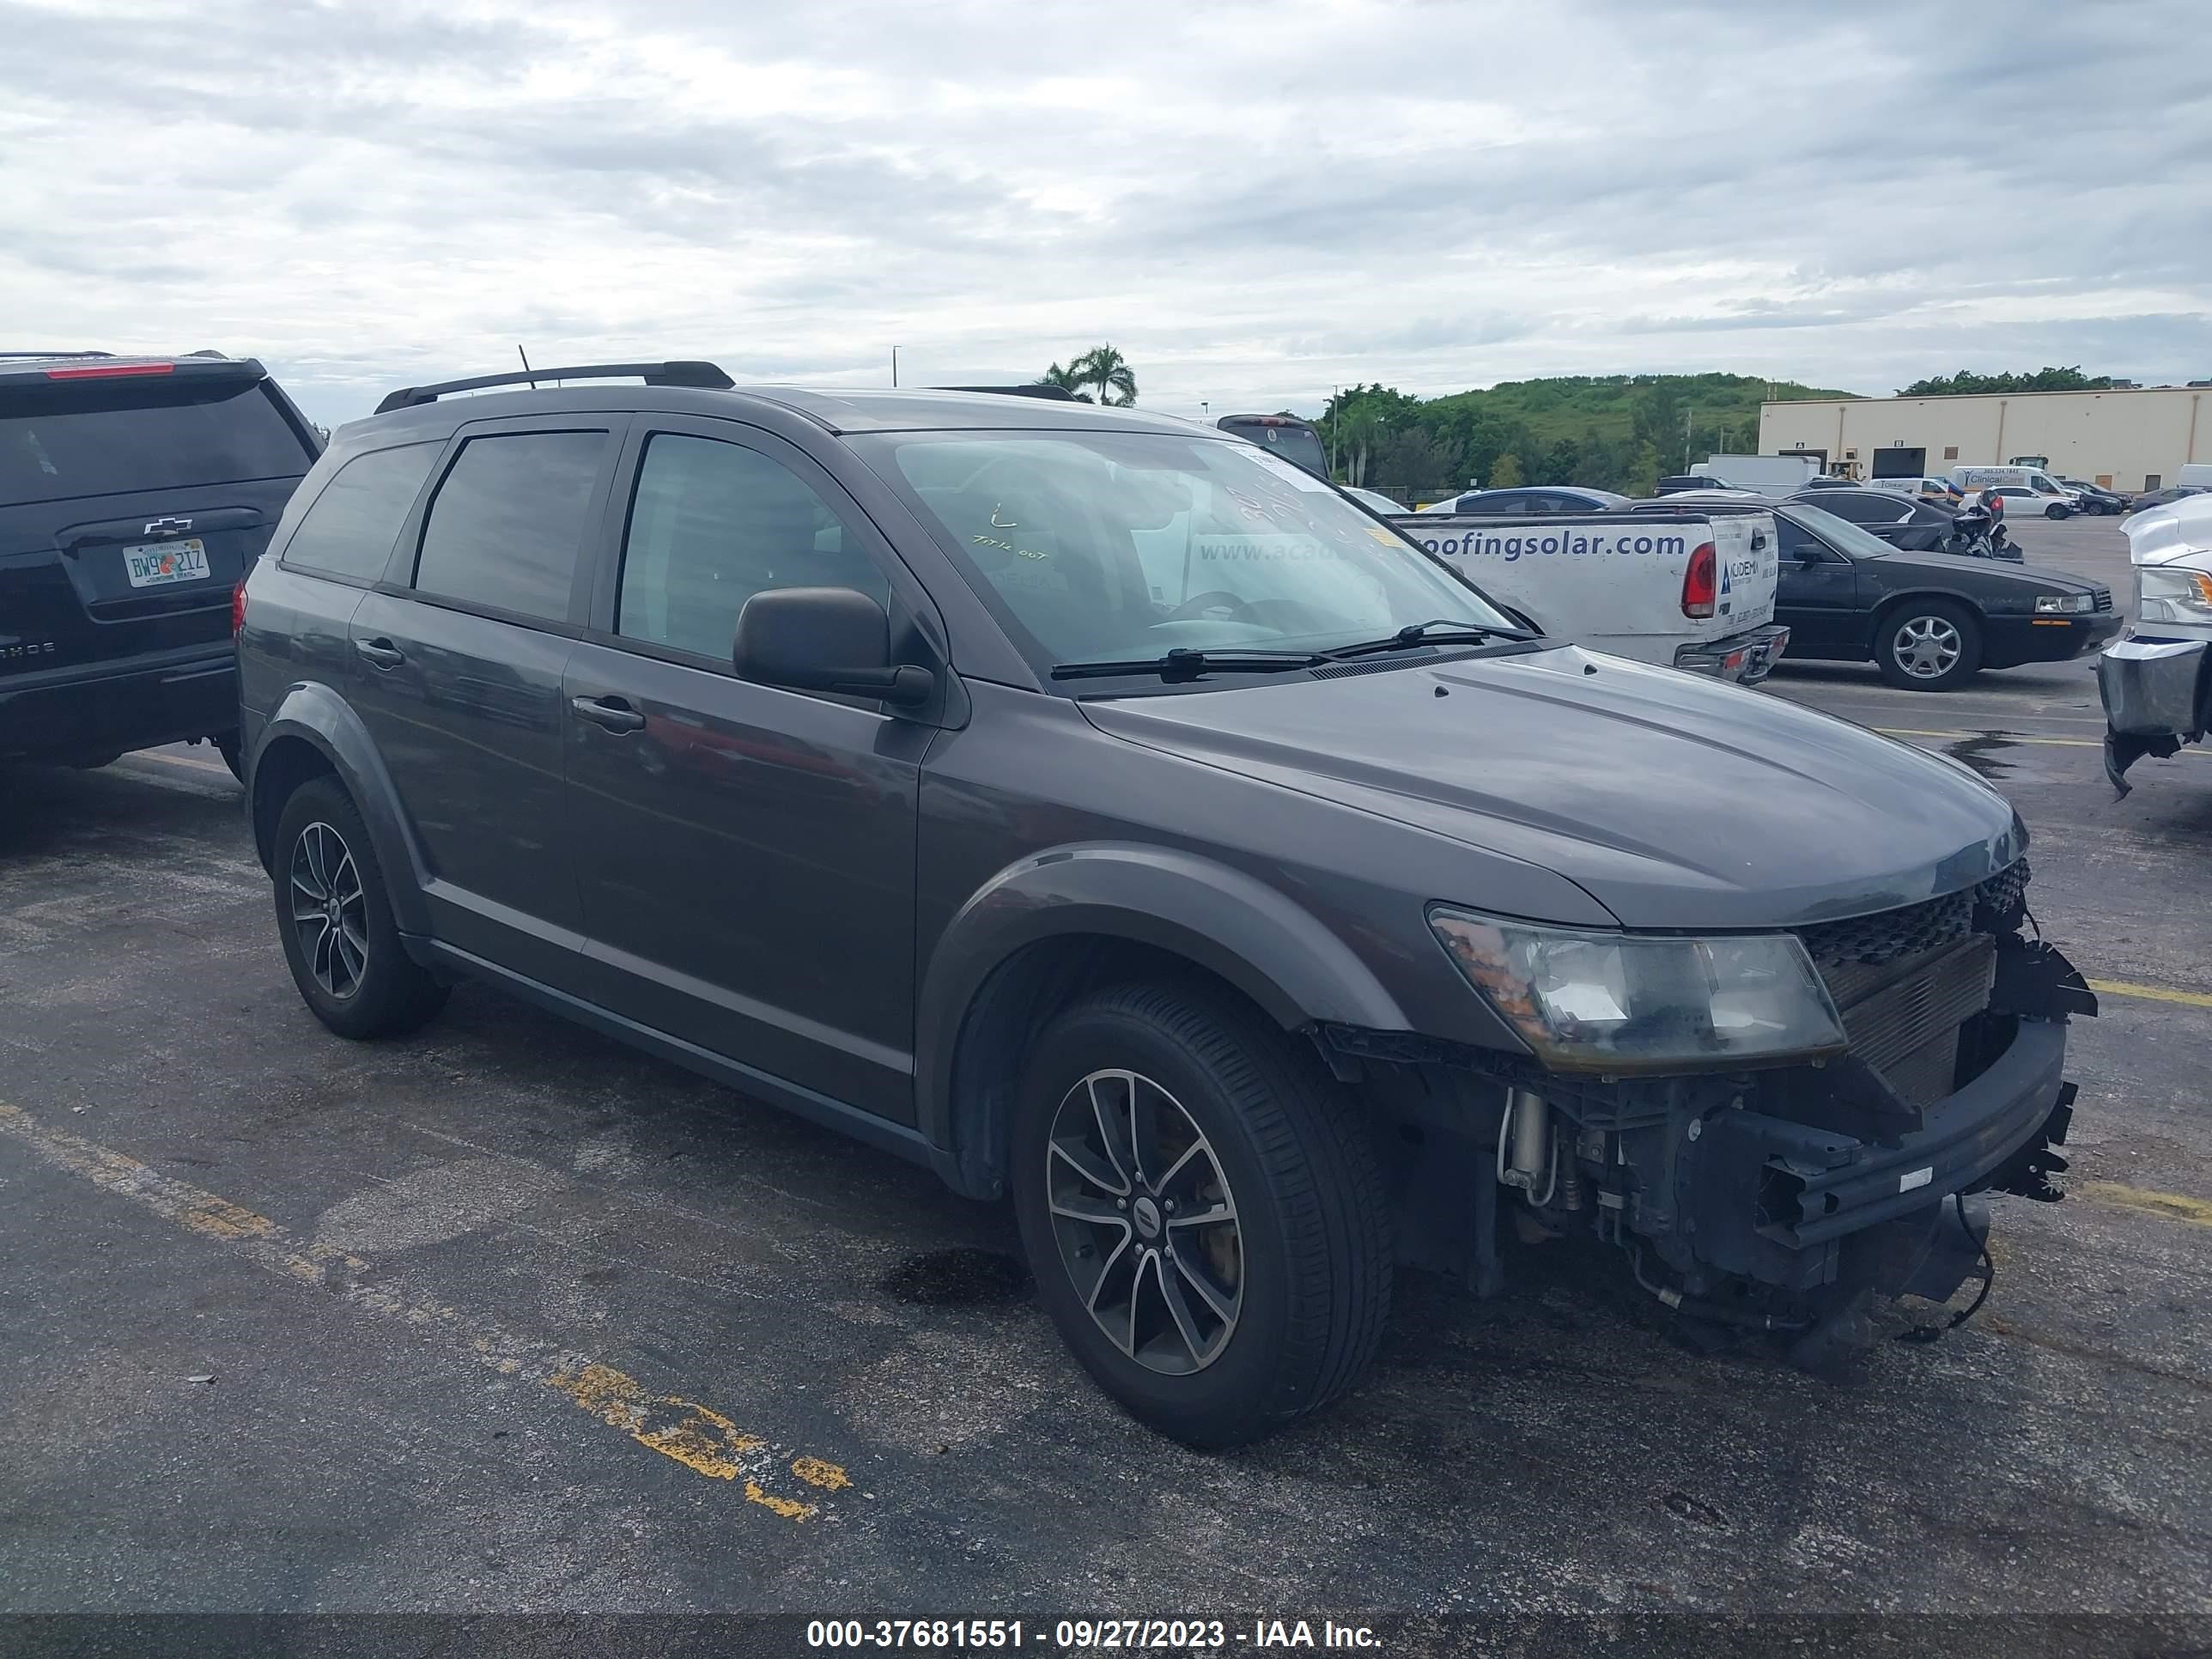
[1875,599,1983,691]
[272,776,449,1039]
[1012,981,1390,1448]
[2045,502,2070,520]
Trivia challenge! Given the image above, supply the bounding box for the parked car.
[1988,483,2078,520]
[1784,487,1961,552]
[1414,485,1627,515]
[240,362,2093,1445]
[1949,465,2078,516]
[1341,486,1408,514]
[2056,477,2130,514]
[1,351,321,775]
[2127,484,2211,515]
[2100,490,2212,793]
[1868,476,1965,504]
[1654,473,1729,495]
[1394,500,1786,683]
[1795,475,1859,491]
[1759,501,2118,689]
[1214,412,1328,478]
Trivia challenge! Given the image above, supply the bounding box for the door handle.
[355,638,405,669]
[570,695,646,733]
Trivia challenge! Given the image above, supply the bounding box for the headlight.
[2033,592,2095,614]
[2137,568,2212,624]
[1429,908,1848,1073]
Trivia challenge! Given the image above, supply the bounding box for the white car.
[1342,486,1409,514]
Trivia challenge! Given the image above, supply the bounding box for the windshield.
[857,429,1515,677]
[1783,501,1905,559]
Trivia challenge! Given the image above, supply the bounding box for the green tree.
[1898,366,2114,397]
[1068,343,1138,407]
[1036,361,1088,399]
[1489,453,1524,488]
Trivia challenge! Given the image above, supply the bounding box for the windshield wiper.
[1049,647,1325,682]
[1322,618,1535,660]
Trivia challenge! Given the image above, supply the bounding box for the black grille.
[2093,588,2114,612]
[1794,861,2031,969]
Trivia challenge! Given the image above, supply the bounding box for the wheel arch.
[250,683,432,936]
[915,844,1410,1200]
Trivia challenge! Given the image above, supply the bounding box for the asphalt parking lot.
[3,511,2209,1626]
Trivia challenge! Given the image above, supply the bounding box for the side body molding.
[251,680,434,938]
[914,842,1412,1195]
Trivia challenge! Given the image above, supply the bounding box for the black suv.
[2,351,322,775]
[239,362,2093,1444]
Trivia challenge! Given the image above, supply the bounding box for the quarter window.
[413,431,608,623]
[282,442,441,582]
[617,434,886,659]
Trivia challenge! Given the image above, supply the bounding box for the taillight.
[1681,541,1717,618]
[45,362,176,380]
[231,580,248,636]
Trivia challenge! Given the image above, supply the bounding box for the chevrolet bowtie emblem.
[143,517,194,537]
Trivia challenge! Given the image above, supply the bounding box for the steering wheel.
[1165,589,1259,623]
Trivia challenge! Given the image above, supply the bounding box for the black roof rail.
[0,350,115,361]
[374,360,735,415]
[936,384,1079,402]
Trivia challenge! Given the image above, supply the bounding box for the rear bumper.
[1674,622,1790,685]
[0,644,236,763]
[2099,635,2209,793]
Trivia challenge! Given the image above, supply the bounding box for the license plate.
[122,538,210,587]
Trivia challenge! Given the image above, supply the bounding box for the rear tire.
[272,776,448,1040]
[1875,599,1982,691]
[1011,980,1391,1448]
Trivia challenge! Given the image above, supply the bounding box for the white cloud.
[2,0,2206,427]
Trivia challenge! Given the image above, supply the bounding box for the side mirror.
[732,586,935,708]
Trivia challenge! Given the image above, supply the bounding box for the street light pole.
[890,346,900,388]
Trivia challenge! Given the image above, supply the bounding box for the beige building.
[1757,385,2209,492]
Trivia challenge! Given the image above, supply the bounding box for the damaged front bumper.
[2100,636,2209,795]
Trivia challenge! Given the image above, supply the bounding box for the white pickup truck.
[1392,506,1787,684]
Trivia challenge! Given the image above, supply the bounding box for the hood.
[2127,491,2212,567]
[1080,645,2026,931]
[1871,545,2100,590]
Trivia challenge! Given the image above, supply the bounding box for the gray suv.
[238,362,2094,1445]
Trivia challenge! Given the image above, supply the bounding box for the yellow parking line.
[0,1098,848,1517]
[2081,1182,2212,1229]
[2087,977,2212,1011]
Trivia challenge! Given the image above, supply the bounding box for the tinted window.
[0,377,313,506]
[1468,492,1524,514]
[1824,493,1899,524]
[413,432,607,623]
[617,434,886,659]
[1217,418,1328,478]
[1777,518,1826,560]
[282,443,441,582]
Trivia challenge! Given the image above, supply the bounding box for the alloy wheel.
[1045,1068,1243,1375]
[1892,615,1963,680]
[289,821,369,999]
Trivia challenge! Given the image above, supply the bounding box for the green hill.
[1318,372,1856,500]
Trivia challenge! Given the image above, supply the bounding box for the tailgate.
[1703,511,1778,641]
[1395,513,1762,658]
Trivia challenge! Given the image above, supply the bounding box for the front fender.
[252,681,431,937]
[914,842,1412,1172]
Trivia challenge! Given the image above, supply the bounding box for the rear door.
[0,363,317,684]
[343,417,620,991]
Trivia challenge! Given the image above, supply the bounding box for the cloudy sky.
[4,0,2208,428]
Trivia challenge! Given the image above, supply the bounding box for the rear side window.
[0,378,313,506]
[412,431,607,623]
[282,443,441,582]
[617,433,887,659]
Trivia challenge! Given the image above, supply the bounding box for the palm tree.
[1068,343,1138,407]
[1036,361,1089,399]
